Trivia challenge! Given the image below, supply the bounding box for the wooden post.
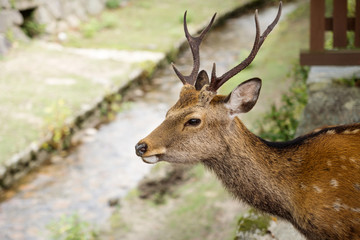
[355,0,360,47]
[301,0,360,66]
[333,0,348,48]
[310,0,325,51]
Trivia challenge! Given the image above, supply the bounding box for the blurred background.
[0,0,359,239]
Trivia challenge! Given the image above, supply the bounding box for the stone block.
[0,34,11,55]
[1,172,13,188]
[57,20,68,32]
[10,26,30,42]
[14,0,41,10]
[34,6,54,25]
[296,86,360,136]
[307,66,360,92]
[0,0,11,9]
[66,14,80,28]
[44,0,63,19]
[10,10,24,25]
[0,165,6,179]
[63,1,87,21]
[0,10,23,32]
[86,0,104,15]
[45,21,57,34]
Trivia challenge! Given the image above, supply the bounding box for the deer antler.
[208,2,282,92]
[172,11,217,85]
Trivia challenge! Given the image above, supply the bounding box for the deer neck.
[202,117,298,220]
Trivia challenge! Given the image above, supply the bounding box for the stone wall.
[296,66,360,136]
[0,0,109,54]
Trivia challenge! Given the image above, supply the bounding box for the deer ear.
[225,78,262,115]
[195,70,210,91]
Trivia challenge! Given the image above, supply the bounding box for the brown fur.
[137,85,360,240]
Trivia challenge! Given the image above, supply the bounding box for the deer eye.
[185,118,201,127]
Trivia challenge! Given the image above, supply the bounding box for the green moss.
[109,209,131,233]
[333,77,358,87]
[234,209,271,240]
[47,213,99,240]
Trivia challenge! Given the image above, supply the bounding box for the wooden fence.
[300,0,360,65]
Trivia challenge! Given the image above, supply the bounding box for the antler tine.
[208,2,282,92]
[172,11,217,85]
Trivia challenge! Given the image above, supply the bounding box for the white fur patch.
[313,185,323,193]
[330,179,339,188]
[142,156,159,164]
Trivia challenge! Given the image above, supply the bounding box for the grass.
[219,1,309,128]
[65,0,253,52]
[0,43,133,163]
[46,213,99,240]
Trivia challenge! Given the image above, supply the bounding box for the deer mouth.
[142,155,160,164]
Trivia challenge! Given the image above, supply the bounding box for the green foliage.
[101,12,118,29]
[106,0,121,9]
[80,13,118,38]
[234,209,271,240]
[348,0,356,16]
[47,213,98,240]
[324,0,358,49]
[333,76,358,87]
[43,99,72,151]
[9,0,15,8]
[80,19,102,38]
[5,29,15,42]
[255,64,309,141]
[22,19,46,38]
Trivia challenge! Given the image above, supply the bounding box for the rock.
[13,0,40,10]
[44,0,63,20]
[0,34,11,55]
[57,20,68,32]
[269,220,305,240]
[86,0,104,15]
[10,26,30,42]
[63,1,88,21]
[66,15,80,28]
[296,66,360,136]
[34,6,54,25]
[50,155,64,164]
[2,172,13,188]
[0,9,24,32]
[10,10,24,25]
[296,86,360,136]
[0,165,7,179]
[57,32,67,41]
[45,21,57,34]
[307,66,360,92]
[108,197,121,207]
[0,0,11,9]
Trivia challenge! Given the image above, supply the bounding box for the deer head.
[135,3,282,164]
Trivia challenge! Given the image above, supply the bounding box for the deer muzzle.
[135,140,165,164]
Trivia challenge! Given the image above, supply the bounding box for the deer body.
[202,116,360,240]
[135,3,360,239]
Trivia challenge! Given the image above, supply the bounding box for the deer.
[135,3,360,239]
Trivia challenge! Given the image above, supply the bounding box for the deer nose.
[135,142,148,156]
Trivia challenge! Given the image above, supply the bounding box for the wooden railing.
[300,0,360,65]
